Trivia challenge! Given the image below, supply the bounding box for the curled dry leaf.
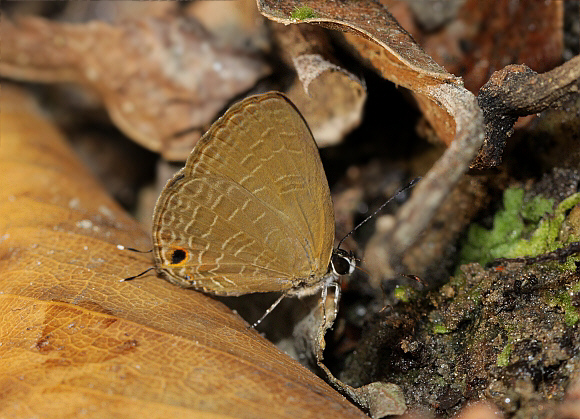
[271,23,367,147]
[474,55,580,168]
[0,85,367,419]
[398,175,489,287]
[257,0,484,278]
[258,0,461,142]
[0,15,269,161]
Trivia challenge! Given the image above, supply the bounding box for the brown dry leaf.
[418,0,564,93]
[190,0,367,146]
[271,23,367,147]
[257,0,484,278]
[0,14,269,161]
[0,85,367,419]
[380,0,564,93]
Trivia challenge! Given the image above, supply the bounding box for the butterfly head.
[330,248,356,276]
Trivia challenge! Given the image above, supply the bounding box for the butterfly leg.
[320,280,342,326]
[332,281,341,316]
[250,293,286,329]
[320,282,329,325]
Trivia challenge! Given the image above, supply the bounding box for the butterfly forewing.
[152,93,335,295]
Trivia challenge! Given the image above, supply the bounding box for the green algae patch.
[460,189,580,269]
[290,6,318,20]
[545,286,580,326]
[394,285,415,303]
[497,342,513,367]
[433,322,451,334]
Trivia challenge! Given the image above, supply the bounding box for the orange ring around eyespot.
[166,245,188,267]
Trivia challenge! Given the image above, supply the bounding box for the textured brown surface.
[152,93,335,294]
[0,85,367,419]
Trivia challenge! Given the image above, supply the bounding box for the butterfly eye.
[169,247,188,265]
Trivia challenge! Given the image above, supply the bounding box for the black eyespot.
[171,248,187,264]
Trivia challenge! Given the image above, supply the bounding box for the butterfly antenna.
[117,245,154,282]
[354,264,370,276]
[337,177,421,250]
[120,267,155,282]
[117,245,153,253]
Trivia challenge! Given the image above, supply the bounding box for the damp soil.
[338,261,580,417]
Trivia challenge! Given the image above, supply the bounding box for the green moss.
[395,285,412,303]
[467,285,483,306]
[546,289,580,326]
[571,280,580,293]
[497,342,513,367]
[290,6,318,20]
[433,323,451,334]
[460,189,580,269]
[565,305,580,326]
[448,273,467,289]
[495,320,518,367]
[521,193,555,222]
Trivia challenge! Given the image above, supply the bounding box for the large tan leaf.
[0,85,367,419]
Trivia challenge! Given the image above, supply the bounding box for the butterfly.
[124,92,355,327]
